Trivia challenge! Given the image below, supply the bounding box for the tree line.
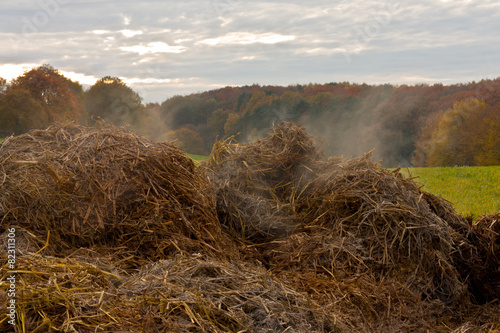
[0,65,142,136]
[0,64,498,167]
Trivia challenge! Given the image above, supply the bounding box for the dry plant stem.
[0,122,498,332]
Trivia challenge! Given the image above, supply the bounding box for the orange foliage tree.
[207,108,230,140]
[413,98,499,166]
[472,104,500,165]
[0,88,49,135]
[0,77,6,97]
[224,113,240,137]
[8,64,85,123]
[167,126,206,155]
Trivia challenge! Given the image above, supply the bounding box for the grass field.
[186,153,209,166]
[399,166,499,217]
[187,153,209,162]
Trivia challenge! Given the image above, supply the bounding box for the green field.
[186,153,209,166]
[187,153,209,162]
[399,166,499,217]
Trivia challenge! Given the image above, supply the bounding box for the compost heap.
[0,122,233,266]
[1,122,499,332]
[202,122,500,332]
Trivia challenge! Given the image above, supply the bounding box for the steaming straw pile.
[1,253,343,332]
[454,213,500,304]
[0,122,231,267]
[204,122,319,242]
[1,122,499,332]
[203,122,500,332]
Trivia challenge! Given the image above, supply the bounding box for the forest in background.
[0,64,499,167]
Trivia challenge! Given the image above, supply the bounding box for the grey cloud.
[0,0,499,102]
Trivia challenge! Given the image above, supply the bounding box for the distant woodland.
[1,64,499,167]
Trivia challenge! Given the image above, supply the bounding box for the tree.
[413,98,491,166]
[207,108,230,140]
[160,95,216,129]
[471,104,500,165]
[152,80,499,167]
[279,91,302,110]
[240,91,274,115]
[0,88,49,135]
[85,76,142,126]
[307,92,334,110]
[9,64,85,122]
[137,103,170,140]
[0,77,6,97]
[167,126,206,155]
[224,113,240,136]
[412,112,441,166]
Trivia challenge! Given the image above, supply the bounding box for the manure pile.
[0,122,232,266]
[1,122,499,332]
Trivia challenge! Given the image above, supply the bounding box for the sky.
[1,0,499,103]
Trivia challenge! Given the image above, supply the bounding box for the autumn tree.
[207,108,230,140]
[0,77,6,98]
[152,79,499,164]
[470,104,500,165]
[160,95,217,129]
[279,91,302,111]
[307,92,334,110]
[0,88,49,135]
[412,112,441,166]
[224,113,240,136]
[85,76,142,126]
[412,98,494,166]
[167,126,206,155]
[239,91,277,116]
[9,64,85,122]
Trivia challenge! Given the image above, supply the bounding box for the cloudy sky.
[1,0,499,103]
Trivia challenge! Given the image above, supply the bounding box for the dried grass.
[0,121,498,332]
[204,122,500,332]
[292,153,469,303]
[0,122,233,268]
[453,213,500,304]
[1,253,345,332]
[201,122,318,242]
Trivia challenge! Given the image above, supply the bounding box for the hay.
[0,122,233,267]
[0,228,38,256]
[0,121,498,332]
[204,122,500,331]
[0,253,345,332]
[453,213,500,304]
[202,122,319,242]
[290,153,469,303]
[205,123,469,302]
[473,213,500,274]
